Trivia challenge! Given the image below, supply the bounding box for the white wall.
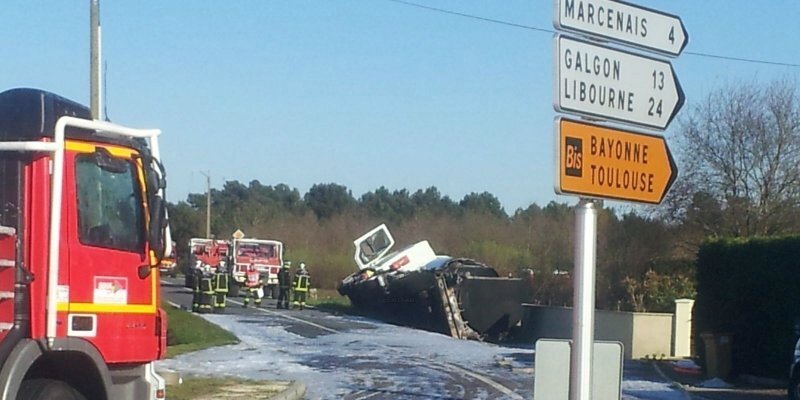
[521,304,680,359]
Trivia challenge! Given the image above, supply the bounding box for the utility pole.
[90,0,102,120]
[199,171,211,239]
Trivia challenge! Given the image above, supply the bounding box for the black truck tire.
[18,379,87,400]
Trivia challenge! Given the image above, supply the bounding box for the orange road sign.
[555,118,677,204]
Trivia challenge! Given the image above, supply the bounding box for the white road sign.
[554,0,688,57]
[554,35,684,130]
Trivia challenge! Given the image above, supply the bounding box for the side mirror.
[148,195,167,262]
[138,264,151,279]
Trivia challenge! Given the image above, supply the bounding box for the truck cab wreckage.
[338,224,527,340]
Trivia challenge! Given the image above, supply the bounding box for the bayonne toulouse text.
[589,135,654,193]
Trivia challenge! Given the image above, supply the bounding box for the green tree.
[459,192,505,218]
[360,187,415,224]
[304,183,356,220]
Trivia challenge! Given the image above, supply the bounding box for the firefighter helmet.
[299,262,306,269]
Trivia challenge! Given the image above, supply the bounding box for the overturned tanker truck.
[338,224,529,340]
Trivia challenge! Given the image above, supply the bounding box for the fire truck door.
[64,144,159,362]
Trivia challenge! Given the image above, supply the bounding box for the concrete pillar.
[673,298,694,357]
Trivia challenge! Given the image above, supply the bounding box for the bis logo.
[565,136,582,177]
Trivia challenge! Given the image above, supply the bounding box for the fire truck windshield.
[237,243,275,259]
[75,151,145,252]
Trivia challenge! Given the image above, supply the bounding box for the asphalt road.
[160,277,533,399]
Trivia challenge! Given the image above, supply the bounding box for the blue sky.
[2,1,798,212]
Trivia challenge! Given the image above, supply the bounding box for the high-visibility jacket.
[200,275,214,295]
[293,272,310,292]
[214,272,229,293]
[245,269,261,288]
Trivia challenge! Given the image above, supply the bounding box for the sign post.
[550,2,687,399]
[570,199,597,400]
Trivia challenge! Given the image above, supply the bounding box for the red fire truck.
[0,88,170,399]
[230,238,283,298]
[184,238,230,289]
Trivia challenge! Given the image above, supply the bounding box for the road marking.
[425,359,524,400]
[352,391,382,400]
[165,300,182,310]
[224,298,339,335]
[652,362,693,400]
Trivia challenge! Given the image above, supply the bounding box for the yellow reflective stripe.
[56,270,159,314]
[55,277,158,313]
[64,140,137,158]
[57,302,156,314]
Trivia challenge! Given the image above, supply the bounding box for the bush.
[694,236,800,379]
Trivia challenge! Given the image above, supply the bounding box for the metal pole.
[199,171,211,239]
[90,0,101,120]
[570,199,597,400]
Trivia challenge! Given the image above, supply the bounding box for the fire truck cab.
[0,88,170,400]
[184,238,230,289]
[230,238,283,298]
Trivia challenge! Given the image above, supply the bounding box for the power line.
[386,0,551,33]
[684,51,800,68]
[386,0,800,69]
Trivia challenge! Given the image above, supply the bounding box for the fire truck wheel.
[18,379,87,400]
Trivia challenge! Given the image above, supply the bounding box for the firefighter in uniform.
[292,262,311,310]
[212,261,229,313]
[198,264,215,313]
[277,261,291,309]
[242,264,263,308]
[191,260,203,312]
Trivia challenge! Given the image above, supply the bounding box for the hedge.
[694,236,800,379]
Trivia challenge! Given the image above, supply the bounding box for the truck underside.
[339,258,527,340]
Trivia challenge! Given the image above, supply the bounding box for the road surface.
[158,278,685,399]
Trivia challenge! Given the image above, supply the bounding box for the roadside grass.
[166,378,281,400]
[165,302,239,358]
[307,289,382,320]
[307,288,353,313]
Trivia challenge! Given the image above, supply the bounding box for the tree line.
[167,78,800,313]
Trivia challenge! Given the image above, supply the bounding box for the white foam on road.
[158,309,685,400]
